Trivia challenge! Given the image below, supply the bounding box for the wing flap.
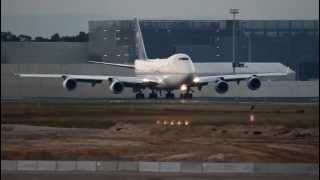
[194,68,291,83]
[15,73,158,87]
[15,73,64,78]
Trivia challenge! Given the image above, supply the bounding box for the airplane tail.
[135,18,148,60]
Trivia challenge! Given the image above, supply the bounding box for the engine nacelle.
[109,80,124,94]
[247,76,261,90]
[215,79,229,94]
[63,78,77,91]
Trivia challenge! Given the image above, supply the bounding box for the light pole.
[230,9,239,73]
[248,34,252,62]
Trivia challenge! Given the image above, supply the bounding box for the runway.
[2,96,319,105]
[2,171,318,180]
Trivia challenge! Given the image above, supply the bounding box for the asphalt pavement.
[2,172,318,180]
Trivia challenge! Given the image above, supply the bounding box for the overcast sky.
[1,0,319,37]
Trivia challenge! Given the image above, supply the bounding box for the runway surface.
[2,171,318,180]
[2,97,319,105]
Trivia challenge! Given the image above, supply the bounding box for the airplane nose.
[193,77,200,83]
[180,84,188,91]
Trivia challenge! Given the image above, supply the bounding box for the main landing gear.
[134,90,192,100]
[135,91,158,99]
[135,92,145,99]
[165,92,175,99]
[135,90,175,99]
[148,91,158,99]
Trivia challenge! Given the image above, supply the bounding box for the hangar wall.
[2,20,319,80]
[1,42,88,64]
[88,20,319,80]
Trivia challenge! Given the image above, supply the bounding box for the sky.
[1,0,319,37]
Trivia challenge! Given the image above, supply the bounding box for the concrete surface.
[1,160,319,175]
[180,162,203,173]
[37,161,56,171]
[17,161,37,171]
[76,161,96,171]
[254,163,319,174]
[139,162,159,172]
[118,161,139,172]
[56,161,76,171]
[1,161,17,171]
[159,162,180,173]
[203,163,254,173]
[96,161,118,171]
[1,171,318,180]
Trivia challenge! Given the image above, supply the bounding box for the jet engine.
[109,80,124,94]
[63,78,77,91]
[247,76,261,90]
[214,79,229,94]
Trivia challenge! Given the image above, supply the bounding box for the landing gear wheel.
[186,93,192,99]
[135,93,145,99]
[148,92,158,99]
[180,93,193,99]
[166,93,175,99]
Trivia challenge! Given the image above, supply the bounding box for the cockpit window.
[179,57,189,61]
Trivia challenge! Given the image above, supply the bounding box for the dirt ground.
[1,100,319,162]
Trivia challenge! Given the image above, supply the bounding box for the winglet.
[13,73,20,77]
[286,67,291,74]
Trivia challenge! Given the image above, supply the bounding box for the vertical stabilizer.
[135,18,148,60]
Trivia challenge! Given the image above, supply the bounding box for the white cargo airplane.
[16,19,290,99]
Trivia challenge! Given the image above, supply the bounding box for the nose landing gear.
[180,87,193,99]
[148,91,158,99]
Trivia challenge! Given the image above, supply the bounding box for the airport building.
[2,19,318,80]
[88,20,318,81]
[1,19,319,99]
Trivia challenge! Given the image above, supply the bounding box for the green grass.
[3,118,116,129]
[1,102,318,129]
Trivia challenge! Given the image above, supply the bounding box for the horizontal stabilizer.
[88,61,135,69]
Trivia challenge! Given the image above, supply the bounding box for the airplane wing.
[15,73,158,86]
[193,68,291,83]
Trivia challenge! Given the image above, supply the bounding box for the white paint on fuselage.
[134,53,196,89]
